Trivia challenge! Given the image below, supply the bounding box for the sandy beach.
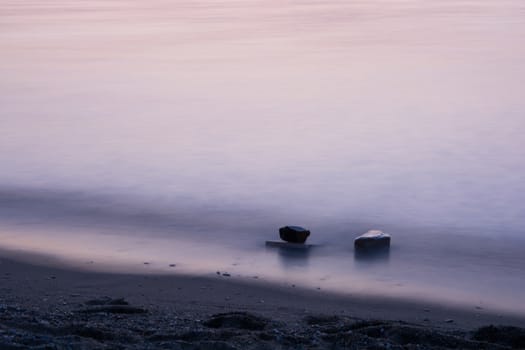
[1,249,524,349]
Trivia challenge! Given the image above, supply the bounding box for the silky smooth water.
[1,0,525,313]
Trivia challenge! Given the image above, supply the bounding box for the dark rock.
[349,320,390,330]
[354,230,391,250]
[473,325,525,349]
[304,315,340,326]
[279,226,310,244]
[258,332,275,341]
[66,325,114,341]
[85,297,129,306]
[203,312,269,330]
[198,341,238,350]
[357,323,480,348]
[79,305,147,314]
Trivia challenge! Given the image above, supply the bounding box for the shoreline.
[2,249,525,349]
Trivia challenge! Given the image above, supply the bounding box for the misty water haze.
[1,0,525,313]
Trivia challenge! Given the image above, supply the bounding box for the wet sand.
[1,249,525,349]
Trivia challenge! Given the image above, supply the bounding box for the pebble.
[222,273,231,277]
[445,319,454,323]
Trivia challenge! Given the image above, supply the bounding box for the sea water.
[1,0,525,314]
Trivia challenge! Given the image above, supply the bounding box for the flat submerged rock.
[265,241,315,250]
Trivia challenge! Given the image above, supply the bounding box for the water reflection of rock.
[269,246,311,269]
[353,247,390,265]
